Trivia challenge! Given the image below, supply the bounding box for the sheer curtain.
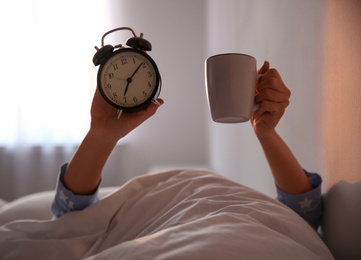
[0,0,107,200]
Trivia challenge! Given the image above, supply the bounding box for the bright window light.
[0,0,106,147]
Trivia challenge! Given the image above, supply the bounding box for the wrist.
[87,128,119,147]
[255,128,278,142]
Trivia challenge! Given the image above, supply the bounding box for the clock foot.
[151,98,161,106]
[116,109,123,119]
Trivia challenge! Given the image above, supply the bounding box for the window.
[0,0,106,147]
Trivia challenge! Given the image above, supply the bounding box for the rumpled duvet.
[0,169,334,259]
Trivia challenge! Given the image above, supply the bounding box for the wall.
[321,0,361,190]
[206,0,325,197]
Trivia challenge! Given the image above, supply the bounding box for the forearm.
[256,130,312,194]
[62,130,117,195]
[58,87,163,197]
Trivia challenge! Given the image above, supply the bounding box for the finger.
[117,104,162,134]
[258,99,289,115]
[132,98,164,120]
[257,74,290,95]
[262,67,282,79]
[258,68,283,88]
[147,98,164,111]
[258,61,270,75]
[255,88,290,104]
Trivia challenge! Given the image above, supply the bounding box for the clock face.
[98,48,160,111]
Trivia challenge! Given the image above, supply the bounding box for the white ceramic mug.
[205,53,261,123]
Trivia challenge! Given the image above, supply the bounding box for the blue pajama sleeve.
[51,163,100,218]
[276,171,323,229]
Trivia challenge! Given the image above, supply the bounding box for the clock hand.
[129,62,143,79]
[124,80,131,96]
[124,63,143,96]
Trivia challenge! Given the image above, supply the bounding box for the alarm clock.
[93,27,161,118]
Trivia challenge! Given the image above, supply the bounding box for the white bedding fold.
[0,170,334,260]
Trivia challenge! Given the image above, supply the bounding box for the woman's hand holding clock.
[90,87,163,144]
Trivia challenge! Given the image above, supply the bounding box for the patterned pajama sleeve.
[276,171,323,229]
[51,163,100,219]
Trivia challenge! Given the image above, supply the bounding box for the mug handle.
[252,73,263,112]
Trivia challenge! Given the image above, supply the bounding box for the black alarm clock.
[93,27,161,118]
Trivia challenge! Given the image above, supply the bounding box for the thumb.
[258,61,270,74]
[134,98,164,120]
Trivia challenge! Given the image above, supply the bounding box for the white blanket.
[0,170,334,259]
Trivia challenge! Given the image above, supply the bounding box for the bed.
[0,169,358,259]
